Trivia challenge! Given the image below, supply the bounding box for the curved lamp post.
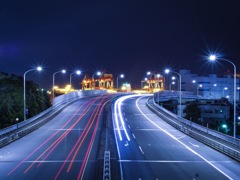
[209,55,237,138]
[70,70,81,87]
[117,74,124,90]
[24,66,42,120]
[165,68,182,117]
[52,69,66,100]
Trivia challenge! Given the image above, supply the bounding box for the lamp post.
[16,118,19,137]
[222,87,228,98]
[209,55,237,138]
[92,71,102,89]
[213,84,217,99]
[169,81,175,91]
[70,70,81,88]
[116,74,124,90]
[197,84,203,97]
[23,66,42,121]
[165,68,182,117]
[53,69,66,100]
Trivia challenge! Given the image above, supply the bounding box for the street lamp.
[117,74,124,90]
[53,69,66,100]
[92,71,102,89]
[70,70,81,87]
[23,66,42,120]
[209,54,237,138]
[16,118,19,136]
[165,68,182,117]
[169,81,175,91]
[213,84,217,99]
[222,87,228,98]
[197,84,203,97]
[156,74,161,89]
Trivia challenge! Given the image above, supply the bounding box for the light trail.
[22,96,101,173]
[7,98,96,176]
[78,99,110,179]
[24,97,99,173]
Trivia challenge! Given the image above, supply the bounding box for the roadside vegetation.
[0,72,51,129]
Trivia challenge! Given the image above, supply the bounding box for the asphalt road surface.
[113,94,240,180]
[0,94,116,180]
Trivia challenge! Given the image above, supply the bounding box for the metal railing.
[146,98,240,162]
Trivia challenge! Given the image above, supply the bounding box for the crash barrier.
[153,92,240,147]
[147,98,240,162]
[0,90,107,148]
[103,151,111,180]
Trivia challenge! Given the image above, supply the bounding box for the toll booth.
[142,74,165,92]
[81,73,114,90]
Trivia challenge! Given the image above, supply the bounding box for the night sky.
[0,0,240,89]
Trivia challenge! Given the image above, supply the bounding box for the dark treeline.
[0,72,51,129]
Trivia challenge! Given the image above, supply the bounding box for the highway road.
[113,94,240,179]
[0,94,117,180]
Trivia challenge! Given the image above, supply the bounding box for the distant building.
[180,70,240,102]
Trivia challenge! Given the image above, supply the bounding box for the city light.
[208,55,237,138]
[23,66,43,120]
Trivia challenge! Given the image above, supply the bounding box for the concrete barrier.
[103,151,111,180]
[0,90,107,147]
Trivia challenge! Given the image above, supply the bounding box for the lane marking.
[189,142,200,148]
[135,96,233,180]
[177,135,186,140]
[125,141,129,146]
[132,133,136,139]
[128,125,131,129]
[139,146,144,154]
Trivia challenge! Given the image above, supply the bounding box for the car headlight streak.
[114,95,139,141]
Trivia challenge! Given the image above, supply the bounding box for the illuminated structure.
[142,72,165,92]
[82,73,114,90]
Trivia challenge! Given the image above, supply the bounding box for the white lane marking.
[189,142,200,148]
[139,146,144,154]
[128,125,131,129]
[177,135,186,140]
[135,97,233,180]
[132,133,136,139]
[125,141,129,147]
[125,118,128,121]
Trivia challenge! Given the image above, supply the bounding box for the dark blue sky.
[0,0,240,89]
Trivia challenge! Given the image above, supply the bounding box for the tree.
[0,72,51,129]
[183,101,201,123]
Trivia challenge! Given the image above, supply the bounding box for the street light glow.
[37,66,42,71]
[120,74,124,78]
[62,69,66,73]
[165,69,170,74]
[147,71,151,75]
[209,55,216,61]
[76,70,81,75]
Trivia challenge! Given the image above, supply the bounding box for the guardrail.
[152,99,240,147]
[146,98,240,162]
[0,90,107,148]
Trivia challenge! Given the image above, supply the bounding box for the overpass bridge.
[0,91,239,179]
